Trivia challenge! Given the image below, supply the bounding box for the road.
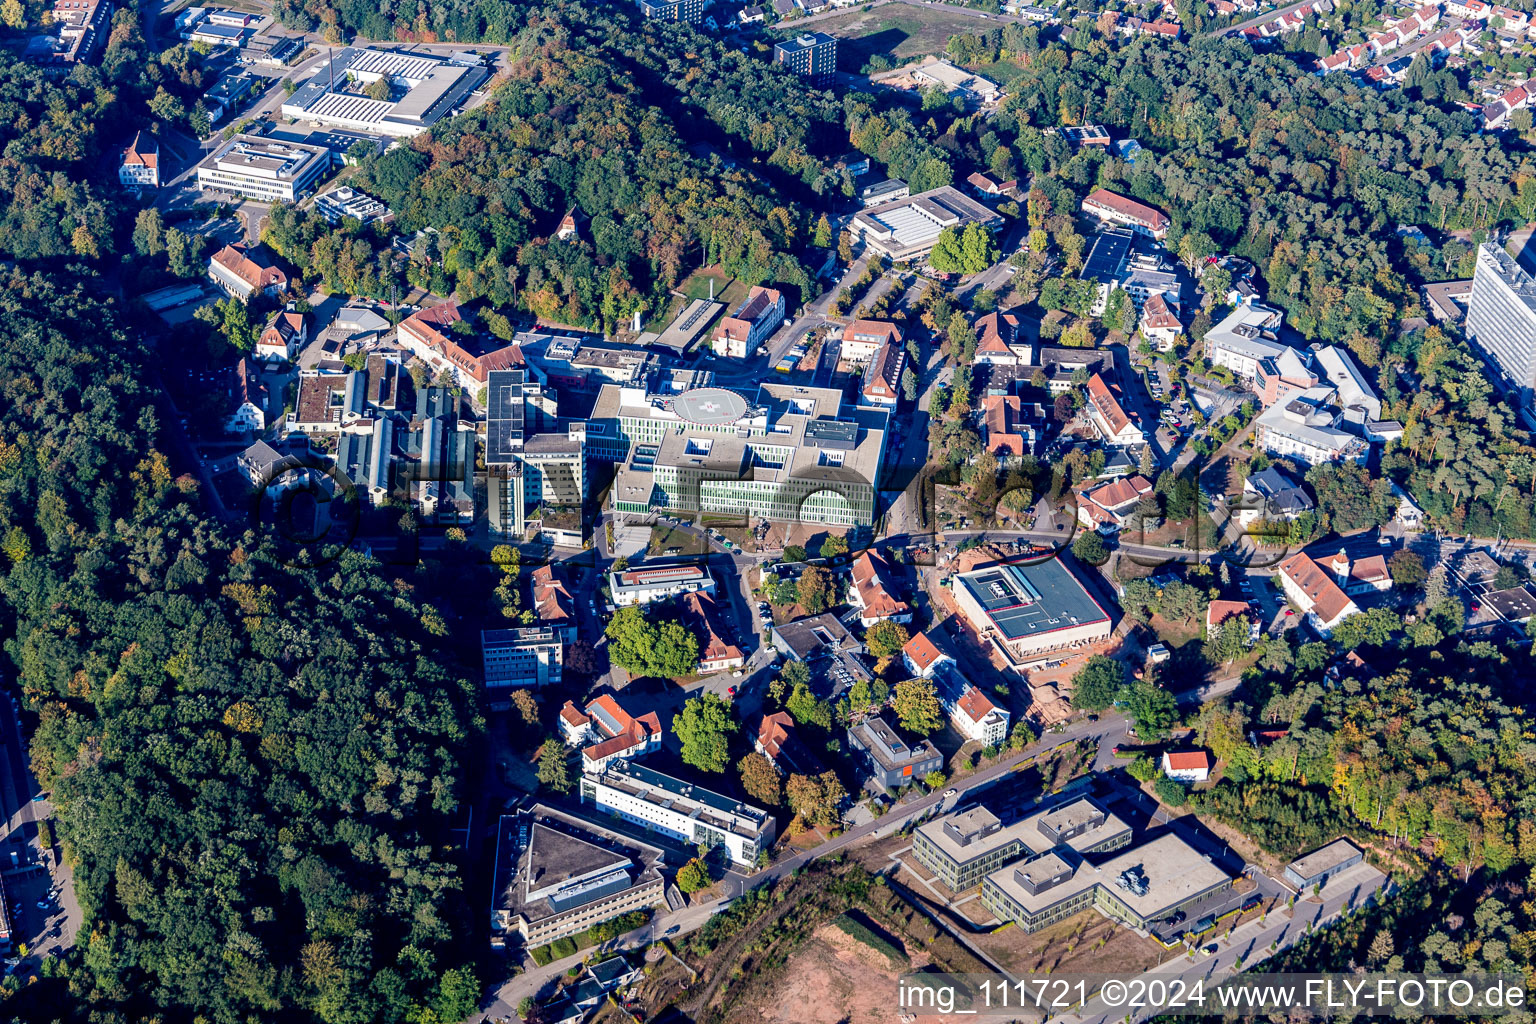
[1212,0,1333,36]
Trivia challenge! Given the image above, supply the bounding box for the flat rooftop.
[986,831,1230,921]
[956,559,1110,642]
[1286,838,1363,881]
[919,796,1129,866]
[592,761,771,838]
[492,805,663,924]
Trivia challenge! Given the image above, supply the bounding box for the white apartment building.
[608,564,716,606]
[580,762,776,866]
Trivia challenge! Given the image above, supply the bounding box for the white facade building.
[581,762,776,866]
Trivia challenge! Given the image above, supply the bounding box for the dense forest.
[1190,628,1536,876]
[0,274,483,1022]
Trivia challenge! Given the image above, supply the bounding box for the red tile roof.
[1279,552,1354,625]
[122,130,157,169]
[1083,188,1170,233]
[902,631,946,673]
[683,591,743,666]
[211,243,286,293]
[1164,750,1210,772]
[862,340,905,402]
[851,549,910,621]
[1206,599,1251,631]
[758,711,795,760]
[955,686,997,724]
[974,312,1020,355]
[1086,372,1136,437]
[844,319,902,349]
[532,565,575,625]
[559,700,591,728]
[982,394,1028,457]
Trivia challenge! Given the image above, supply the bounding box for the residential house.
[1075,474,1153,533]
[713,286,786,358]
[119,131,160,188]
[559,694,664,773]
[255,308,307,363]
[236,439,311,494]
[738,4,766,22]
[1138,292,1183,350]
[756,711,825,776]
[860,339,905,408]
[901,631,954,678]
[1323,550,1392,596]
[847,713,943,789]
[1237,467,1314,526]
[966,171,1017,198]
[1277,552,1361,636]
[225,358,267,433]
[532,564,578,641]
[208,243,287,302]
[1391,482,1424,529]
[1206,599,1257,646]
[849,549,912,628]
[973,312,1029,365]
[840,319,902,363]
[682,591,745,672]
[555,207,582,241]
[1160,750,1211,783]
[1084,373,1146,446]
[980,394,1043,459]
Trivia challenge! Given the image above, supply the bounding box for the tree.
[1120,678,1177,741]
[892,677,943,735]
[189,102,212,138]
[820,534,849,559]
[738,752,782,806]
[676,858,710,893]
[786,772,847,828]
[133,208,165,258]
[902,366,919,402]
[0,0,22,28]
[813,214,832,248]
[366,76,392,102]
[797,566,834,614]
[784,545,808,563]
[1072,531,1108,565]
[1154,775,1189,806]
[537,739,571,793]
[865,620,910,659]
[929,223,998,274]
[675,693,737,773]
[786,681,832,729]
[605,606,700,677]
[1070,655,1125,712]
[510,689,539,730]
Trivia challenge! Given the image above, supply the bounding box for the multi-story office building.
[580,762,776,866]
[912,798,1131,892]
[1467,243,1536,417]
[773,32,838,84]
[980,832,1231,933]
[280,47,490,137]
[603,382,886,527]
[482,369,576,541]
[490,805,665,948]
[481,627,565,696]
[196,134,331,202]
[847,713,942,789]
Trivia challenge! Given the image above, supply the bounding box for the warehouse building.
[281,48,490,137]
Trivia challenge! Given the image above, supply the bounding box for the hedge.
[830,912,908,967]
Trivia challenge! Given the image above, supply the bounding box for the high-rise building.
[484,369,581,540]
[1467,243,1536,417]
[773,32,837,85]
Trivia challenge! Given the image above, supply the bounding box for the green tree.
[1120,678,1177,741]
[536,739,571,793]
[1154,775,1189,806]
[865,619,910,659]
[820,534,849,558]
[813,213,832,248]
[785,771,847,828]
[132,208,166,258]
[1072,530,1108,565]
[892,677,943,735]
[1070,655,1125,712]
[676,858,710,893]
[675,693,737,772]
[786,681,832,729]
[0,0,23,28]
[604,606,700,677]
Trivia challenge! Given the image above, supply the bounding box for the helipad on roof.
[672,386,749,426]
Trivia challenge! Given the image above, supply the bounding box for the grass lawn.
[773,6,988,64]
[678,266,748,309]
[968,58,1029,85]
